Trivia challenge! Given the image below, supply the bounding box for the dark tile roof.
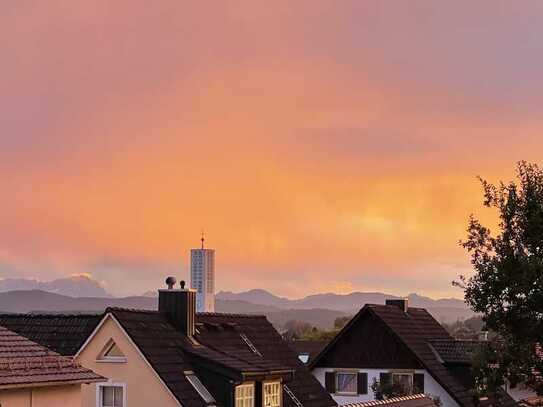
[287,341,329,365]
[0,307,336,407]
[0,313,102,356]
[108,308,336,407]
[311,305,475,407]
[106,308,211,407]
[0,326,104,389]
[341,394,437,407]
[196,313,337,407]
[366,305,475,407]
[428,339,481,364]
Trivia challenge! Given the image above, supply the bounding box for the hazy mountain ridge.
[216,289,468,311]
[0,275,111,298]
[0,290,472,328]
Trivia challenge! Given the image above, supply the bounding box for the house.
[305,299,518,407]
[0,325,104,406]
[0,280,336,407]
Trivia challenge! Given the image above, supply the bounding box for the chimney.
[159,277,196,337]
[386,298,409,312]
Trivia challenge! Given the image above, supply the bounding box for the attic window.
[263,381,282,407]
[298,353,310,364]
[235,383,255,407]
[98,339,127,363]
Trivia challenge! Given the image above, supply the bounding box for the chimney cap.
[165,276,177,289]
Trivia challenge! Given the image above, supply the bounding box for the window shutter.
[414,374,425,393]
[325,372,336,393]
[255,382,262,407]
[357,373,368,395]
[379,373,392,387]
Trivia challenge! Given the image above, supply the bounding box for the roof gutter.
[0,376,107,391]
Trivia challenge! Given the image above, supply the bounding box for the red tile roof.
[341,394,437,407]
[0,326,105,389]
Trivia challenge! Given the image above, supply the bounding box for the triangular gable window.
[98,339,127,362]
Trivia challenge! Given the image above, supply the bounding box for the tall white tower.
[190,234,215,313]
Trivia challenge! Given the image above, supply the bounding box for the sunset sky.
[2,1,543,298]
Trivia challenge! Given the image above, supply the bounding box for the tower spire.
[201,230,205,249]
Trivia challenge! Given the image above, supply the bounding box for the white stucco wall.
[312,368,460,407]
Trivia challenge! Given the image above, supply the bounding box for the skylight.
[186,372,216,404]
[240,333,262,357]
[283,385,304,407]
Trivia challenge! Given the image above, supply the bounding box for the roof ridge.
[365,304,428,311]
[0,313,102,318]
[105,307,158,314]
[196,312,267,318]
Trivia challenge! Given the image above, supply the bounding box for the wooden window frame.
[263,380,282,407]
[235,382,256,407]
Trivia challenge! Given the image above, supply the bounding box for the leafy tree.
[459,161,543,395]
[283,320,314,340]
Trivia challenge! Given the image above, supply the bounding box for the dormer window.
[263,381,282,407]
[235,383,255,407]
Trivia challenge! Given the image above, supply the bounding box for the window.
[235,383,255,407]
[392,373,413,393]
[186,373,215,404]
[99,385,124,407]
[298,352,310,364]
[336,372,357,395]
[97,339,126,363]
[263,381,282,407]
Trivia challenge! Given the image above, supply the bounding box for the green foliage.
[283,316,353,341]
[459,161,543,395]
[370,378,425,400]
[442,316,485,339]
[334,316,351,329]
[282,320,314,340]
[371,378,408,400]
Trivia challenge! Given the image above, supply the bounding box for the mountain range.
[0,275,110,297]
[216,289,467,311]
[0,288,473,332]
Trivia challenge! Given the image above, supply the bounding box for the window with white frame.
[336,372,357,395]
[97,339,126,363]
[235,383,255,407]
[263,381,282,407]
[392,373,413,393]
[99,384,124,407]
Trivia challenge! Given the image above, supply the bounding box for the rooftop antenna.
[201,230,205,250]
